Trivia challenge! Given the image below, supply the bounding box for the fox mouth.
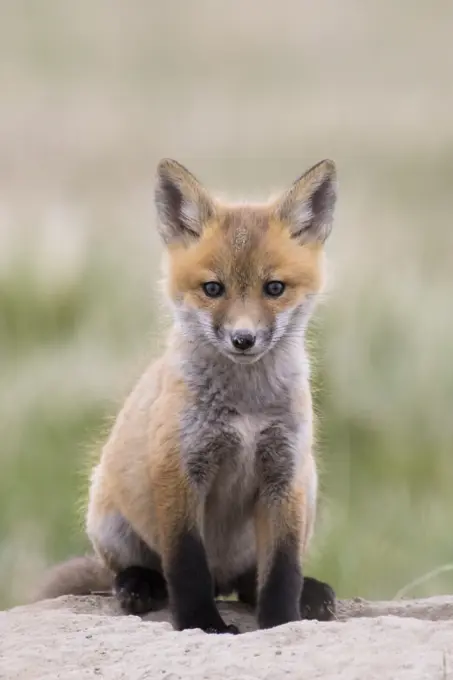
[222,348,267,364]
[203,322,272,363]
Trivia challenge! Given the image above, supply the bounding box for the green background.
[1,0,453,609]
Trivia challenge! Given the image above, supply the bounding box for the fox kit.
[35,158,338,634]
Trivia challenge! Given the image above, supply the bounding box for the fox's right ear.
[155,159,215,246]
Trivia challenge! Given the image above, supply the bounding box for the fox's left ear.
[274,159,337,244]
[155,159,215,246]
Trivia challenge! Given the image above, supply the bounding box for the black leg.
[166,529,239,634]
[300,576,336,621]
[114,566,168,615]
[257,535,302,629]
[233,565,257,608]
[254,424,305,629]
[233,566,335,622]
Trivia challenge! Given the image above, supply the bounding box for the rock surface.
[1,594,453,679]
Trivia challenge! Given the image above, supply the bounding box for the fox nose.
[231,329,256,351]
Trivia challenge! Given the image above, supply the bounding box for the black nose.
[231,329,256,351]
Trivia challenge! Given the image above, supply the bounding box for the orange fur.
[167,208,325,326]
[86,357,194,565]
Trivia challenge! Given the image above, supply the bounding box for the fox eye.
[263,280,286,297]
[202,281,225,298]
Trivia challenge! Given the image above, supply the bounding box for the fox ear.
[155,159,215,246]
[274,159,337,244]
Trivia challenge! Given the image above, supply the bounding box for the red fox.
[35,158,338,634]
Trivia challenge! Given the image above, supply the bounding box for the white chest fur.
[231,413,268,457]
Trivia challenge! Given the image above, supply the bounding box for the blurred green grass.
[1,0,453,608]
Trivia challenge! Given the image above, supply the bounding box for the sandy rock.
[1,595,453,679]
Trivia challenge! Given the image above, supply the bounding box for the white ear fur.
[155,159,215,246]
[274,159,337,243]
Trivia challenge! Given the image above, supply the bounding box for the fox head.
[155,158,337,364]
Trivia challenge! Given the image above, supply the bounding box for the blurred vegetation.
[1,0,453,608]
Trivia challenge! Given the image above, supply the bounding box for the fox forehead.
[167,204,325,293]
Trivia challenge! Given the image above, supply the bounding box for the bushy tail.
[32,555,114,602]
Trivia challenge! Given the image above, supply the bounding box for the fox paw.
[204,623,240,635]
[300,576,336,621]
[114,566,168,615]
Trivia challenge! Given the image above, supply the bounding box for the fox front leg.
[153,455,239,634]
[254,497,303,629]
[164,527,239,634]
[254,423,305,629]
